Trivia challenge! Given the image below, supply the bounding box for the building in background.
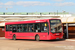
[0,12,72,38]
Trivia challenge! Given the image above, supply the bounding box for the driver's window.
[41,23,48,32]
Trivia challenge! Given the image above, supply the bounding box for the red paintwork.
[5,18,63,40]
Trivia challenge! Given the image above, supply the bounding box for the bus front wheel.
[35,35,40,41]
[13,35,16,40]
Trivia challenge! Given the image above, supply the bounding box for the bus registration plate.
[56,38,59,39]
[56,33,59,35]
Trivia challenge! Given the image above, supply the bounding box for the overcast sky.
[0,0,75,13]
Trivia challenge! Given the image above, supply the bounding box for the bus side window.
[6,25,12,31]
[34,23,41,32]
[6,25,10,31]
[22,24,27,32]
[12,25,17,32]
[17,24,22,32]
[10,25,12,31]
[28,24,34,32]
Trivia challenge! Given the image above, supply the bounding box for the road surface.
[0,37,75,50]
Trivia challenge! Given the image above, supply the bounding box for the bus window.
[12,25,17,32]
[34,23,41,32]
[28,24,34,32]
[41,23,48,32]
[17,24,22,32]
[6,25,12,31]
[22,24,27,32]
[10,25,12,31]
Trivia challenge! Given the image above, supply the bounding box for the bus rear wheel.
[35,35,40,41]
[13,35,16,40]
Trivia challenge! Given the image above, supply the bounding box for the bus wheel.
[35,35,40,41]
[13,35,16,40]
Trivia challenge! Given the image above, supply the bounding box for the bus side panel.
[12,32,48,40]
[12,32,35,39]
[5,31,13,39]
[5,32,8,38]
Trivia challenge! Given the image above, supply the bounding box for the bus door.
[41,23,49,39]
[34,23,49,40]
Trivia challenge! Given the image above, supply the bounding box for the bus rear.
[49,19,63,40]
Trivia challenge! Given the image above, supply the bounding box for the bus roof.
[5,18,60,25]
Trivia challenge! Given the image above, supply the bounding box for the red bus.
[5,18,63,41]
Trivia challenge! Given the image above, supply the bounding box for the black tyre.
[13,35,16,40]
[35,35,40,41]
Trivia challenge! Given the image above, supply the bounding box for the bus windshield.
[50,20,62,33]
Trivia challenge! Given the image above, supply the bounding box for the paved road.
[0,37,75,50]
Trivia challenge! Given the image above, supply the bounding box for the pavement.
[66,39,75,41]
[0,37,75,50]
